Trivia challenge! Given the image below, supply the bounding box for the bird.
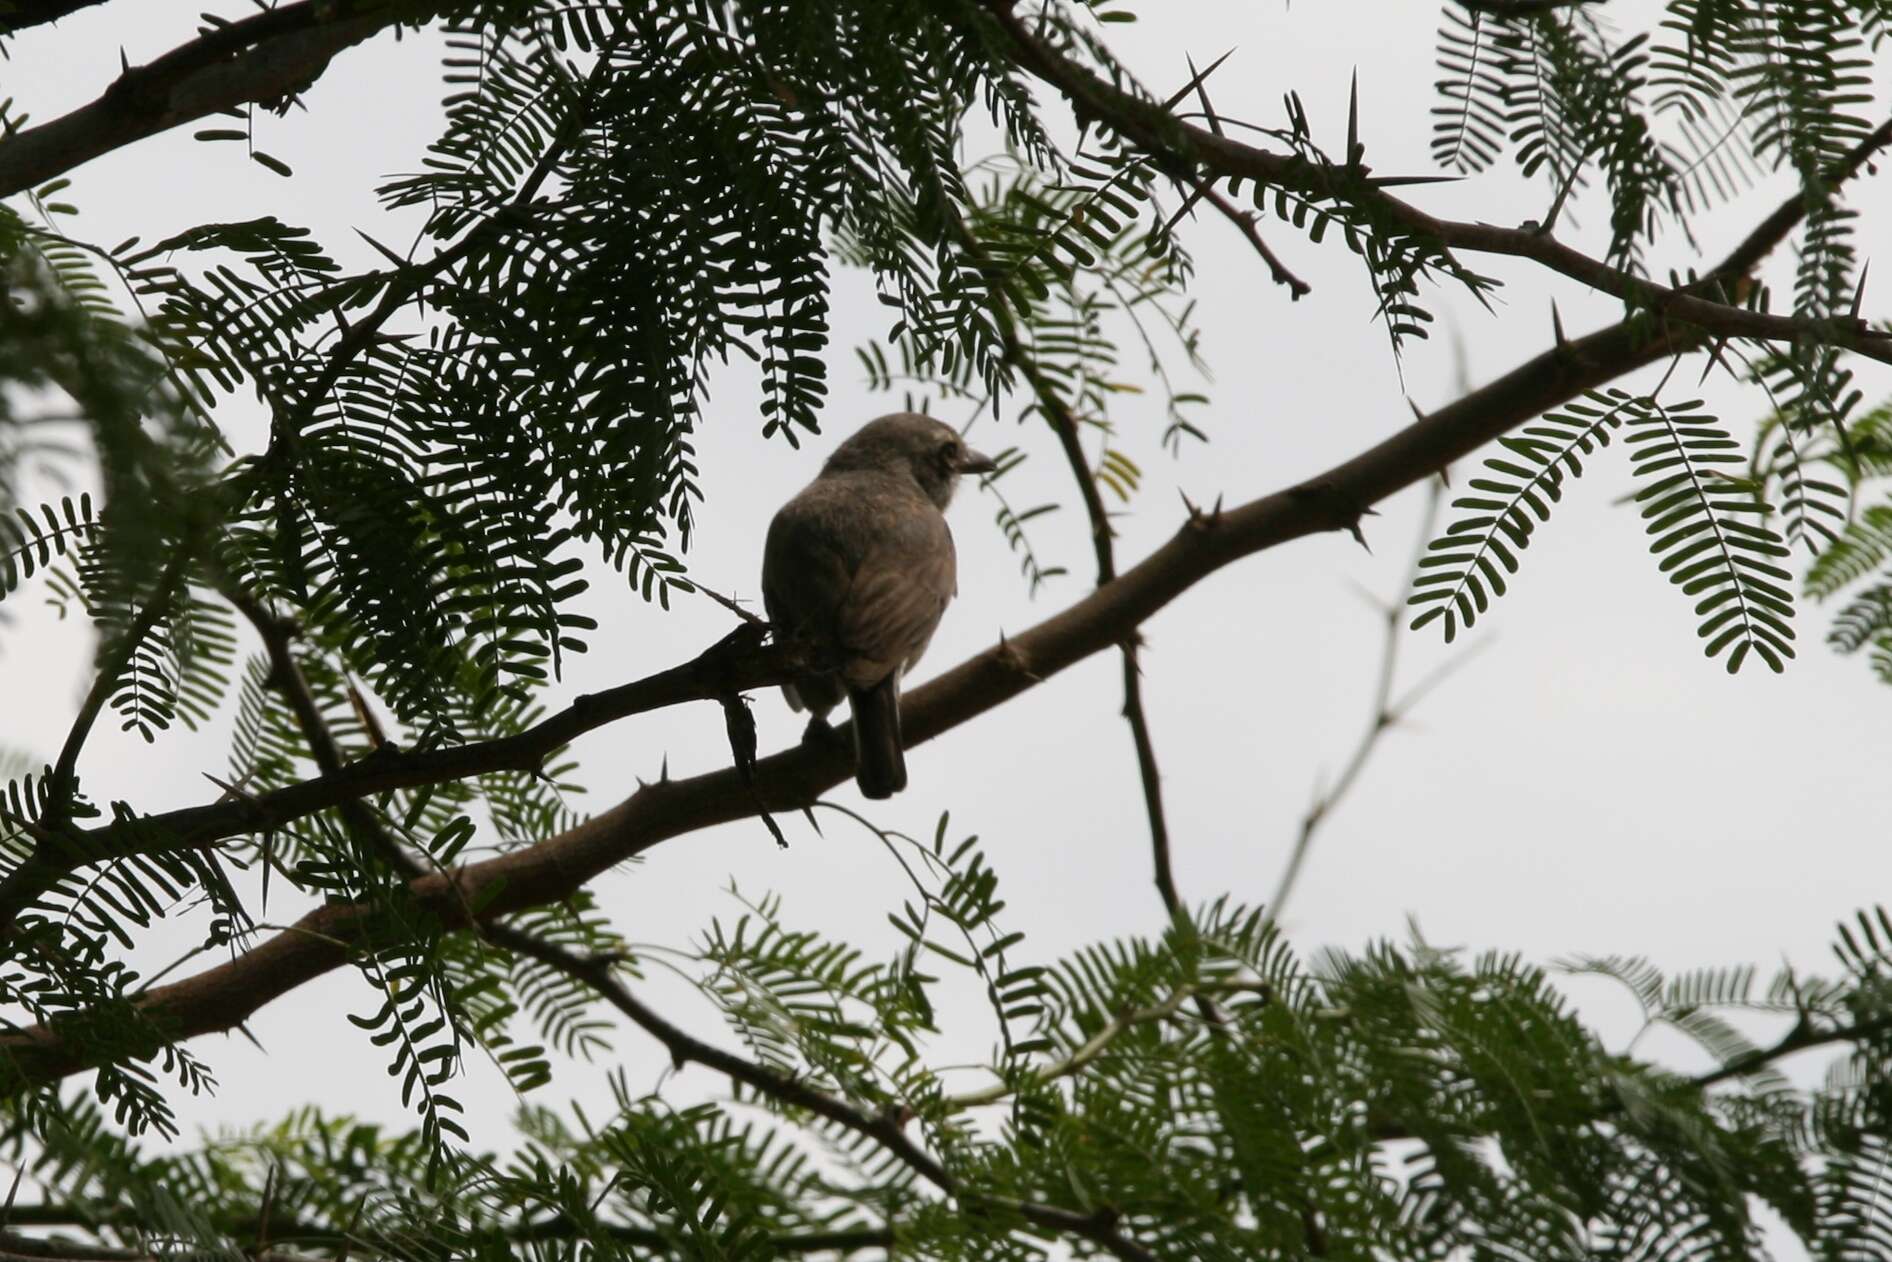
[762,412,997,799]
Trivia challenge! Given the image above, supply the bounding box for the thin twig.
[43,548,193,824]
[486,925,1160,1262]
[1268,474,1455,921]
[942,980,1199,1109]
[941,210,1188,920]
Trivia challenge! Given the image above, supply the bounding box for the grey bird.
[763,412,997,799]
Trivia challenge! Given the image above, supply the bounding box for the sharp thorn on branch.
[1346,70,1361,165]
[1851,260,1870,320]
[1162,46,1235,112]
[1,1164,21,1229]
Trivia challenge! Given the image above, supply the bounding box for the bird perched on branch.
[763,412,996,798]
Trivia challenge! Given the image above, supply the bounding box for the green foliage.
[5,885,1892,1258]
[1413,388,1795,671]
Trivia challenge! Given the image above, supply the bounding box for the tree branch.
[0,0,109,36]
[1267,474,1454,920]
[485,925,1159,1262]
[41,548,192,825]
[0,0,423,200]
[983,4,1892,363]
[1689,1012,1892,1092]
[941,979,1200,1110]
[946,207,1187,920]
[0,622,811,926]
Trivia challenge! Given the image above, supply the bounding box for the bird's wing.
[762,491,855,715]
[837,510,956,689]
[762,495,854,643]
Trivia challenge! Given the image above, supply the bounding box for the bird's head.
[822,412,997,510]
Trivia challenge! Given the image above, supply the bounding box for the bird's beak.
[956,447,998,476]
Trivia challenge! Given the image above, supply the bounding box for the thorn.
[0,1165,21,1229]
[1437,465,1451,488]
[1365,173,1461,188]
[1698,336,1734,386]
[1189,53,1226,138]
[355,228,411,271]
[995,639,1040,681]
[1348,519,1373,553]
[800,805,822,837]
[1179,488,1201,519]
[346,678,388,749]
[119,46,129,74]
[260,830,275,915]
[1346,70,1362,165]
[1210,493,1225,519]
[235,1022,267,1052]
[659,753,670,783]
[1850,260,1870,320]
[202,769,260,802]
[1551,300,1569,350]
[1407,397,1427,423]
[1162,46,1236,112]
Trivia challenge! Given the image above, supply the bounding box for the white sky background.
[4,0,1892,1244]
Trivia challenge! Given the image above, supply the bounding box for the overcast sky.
[4,1,1892,1242]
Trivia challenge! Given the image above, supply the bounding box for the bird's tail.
[849,676,907,799]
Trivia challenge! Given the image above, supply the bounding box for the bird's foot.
[801,714,847,751]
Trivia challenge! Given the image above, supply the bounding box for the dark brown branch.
[1689,1012,1892,1092]
[222,586,425,881]
[943,206,1187,920]
[983,5,1892,364]
[0,0,421,199]
[1454,0,1605,15]
[0,625,811,925]
[486,925,1158,1262]
[0,0,109,36]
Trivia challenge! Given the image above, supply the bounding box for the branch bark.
[0,0,109,36]
[0,0,420,199]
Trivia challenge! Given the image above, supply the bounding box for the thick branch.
[0,0,419,199]
[0,625,811,924]
[0,0,108,36]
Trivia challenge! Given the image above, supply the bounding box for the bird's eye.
[937,440,959,464]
